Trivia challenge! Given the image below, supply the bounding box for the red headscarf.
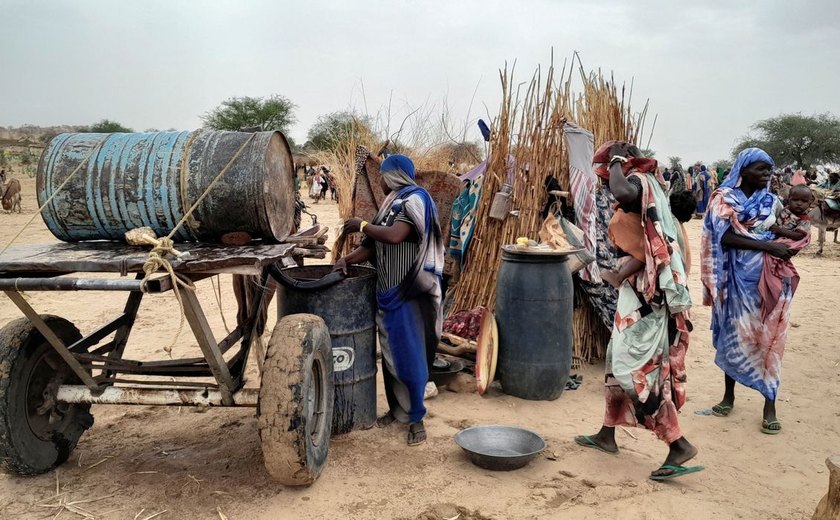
[592,140,658,180]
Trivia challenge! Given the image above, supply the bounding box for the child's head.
[787,185,813,216]
[669,190,696,223]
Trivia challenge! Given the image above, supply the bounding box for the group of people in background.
[661,161,839,220]
[661,163,728,219]
[303,165,338,203]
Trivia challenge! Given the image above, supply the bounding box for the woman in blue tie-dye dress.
[701,148,800,435]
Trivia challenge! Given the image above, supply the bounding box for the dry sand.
[0,176,837,519]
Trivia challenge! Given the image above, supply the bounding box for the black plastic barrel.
[276,266,377,434]
[495,247,573,400]
[36,130,295,242]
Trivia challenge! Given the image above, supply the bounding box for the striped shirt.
[363,208,420,292]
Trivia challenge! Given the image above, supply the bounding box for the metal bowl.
[454,425,546,471]
[429,359,465,386]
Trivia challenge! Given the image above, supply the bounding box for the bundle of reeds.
[450,61,566,312]
[450,54,649,366]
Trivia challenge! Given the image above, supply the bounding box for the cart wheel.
[0,316,94,475]
[258,314,333,486]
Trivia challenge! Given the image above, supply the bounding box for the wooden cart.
[0,242,333,486]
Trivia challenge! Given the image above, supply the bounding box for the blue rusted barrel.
[275,265,378,435]
[36,130,295,242]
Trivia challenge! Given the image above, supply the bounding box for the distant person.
[319,167,330,201]
[820,171,840,191]
[329,174,337,201]
[670,168,686,194]
[791,169,808,186]
[0,169,6,184]
[310,170,323,201]
[781,167,793,185]
[693,165,712,216]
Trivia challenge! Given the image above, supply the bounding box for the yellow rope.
[165,134,255,241]
[0,140,105,258]
[137,235,194,355]
[211,274,232,334]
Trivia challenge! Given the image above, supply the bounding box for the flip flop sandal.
[761,419,782,435]
[711,404,733,417]
[376,412,396,428]
[574,435,618,454]
[649,465,705,481]
[408,423,426,446]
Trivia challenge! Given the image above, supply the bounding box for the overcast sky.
[1,0,838,163]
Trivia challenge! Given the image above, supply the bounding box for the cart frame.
[0,241,333,485]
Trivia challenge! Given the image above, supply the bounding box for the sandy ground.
[0,176,838,519]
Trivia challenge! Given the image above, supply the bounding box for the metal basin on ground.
[454,425,546,471]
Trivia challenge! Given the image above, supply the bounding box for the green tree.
[305,111,375,151]
[668,156,683,171]
[202,95,296,133]
[84,119,133,133]
[733,113,840,169]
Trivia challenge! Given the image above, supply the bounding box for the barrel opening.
[281,265,376,282]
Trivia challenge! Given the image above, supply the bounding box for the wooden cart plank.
[0,242,298,275]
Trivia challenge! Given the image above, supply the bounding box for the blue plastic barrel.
[36,130,295,242]
[495,248,574,400]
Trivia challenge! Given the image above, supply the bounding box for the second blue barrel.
[276,265,377,434]
[495,247,573,400]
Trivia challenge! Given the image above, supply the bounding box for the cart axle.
[56,385,259,407]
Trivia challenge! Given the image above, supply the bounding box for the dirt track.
[0,176,838,519]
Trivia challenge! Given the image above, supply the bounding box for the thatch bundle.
[450,55,650,367]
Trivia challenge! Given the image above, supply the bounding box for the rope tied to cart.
[125,228,195,354]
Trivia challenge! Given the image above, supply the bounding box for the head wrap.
[591,140,658,180]
[720,147,774,189]
[700,165,707,172]
[380,154,417,192]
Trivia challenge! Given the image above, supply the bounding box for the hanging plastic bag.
[540,200,594,273]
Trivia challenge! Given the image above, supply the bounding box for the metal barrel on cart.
[36,130,296,243]
[275,265,378,434]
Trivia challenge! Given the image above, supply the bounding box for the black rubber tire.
[0,316,94,475]
[258,314,333,486]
